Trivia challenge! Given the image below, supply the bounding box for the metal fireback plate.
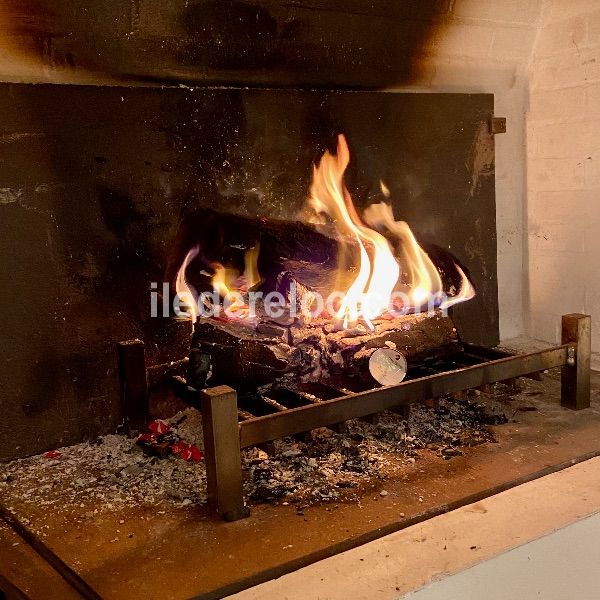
[369,348,408,386]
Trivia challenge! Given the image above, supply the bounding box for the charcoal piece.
[191,318,309,390]
[187,348,212,390]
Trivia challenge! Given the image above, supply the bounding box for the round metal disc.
[369,348,408,386]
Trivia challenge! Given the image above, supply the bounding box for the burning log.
[189,312,460,392]
[191,318,304,391]
[169,208,472,318]
[166,208,346,298]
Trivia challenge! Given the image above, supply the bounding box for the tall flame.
[362,201,443,307]
[243,243,261,291]
[307,134,475,326]
[175,246,200,322]
[309,135,399,328]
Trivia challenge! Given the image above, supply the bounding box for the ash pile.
[0,391,509,514]
[243,392,508,505]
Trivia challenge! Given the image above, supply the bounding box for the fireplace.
[0,84,502,461]
[0,2,598,598]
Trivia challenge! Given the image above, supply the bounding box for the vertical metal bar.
[117,340,149,432]
[201,386,249,521]
[561,314,592,410]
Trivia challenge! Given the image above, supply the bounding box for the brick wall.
[527,0,600,358]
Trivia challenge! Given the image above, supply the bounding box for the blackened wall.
[0,0,449,87]
[0,84,497,460]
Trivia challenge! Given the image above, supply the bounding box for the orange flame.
[175,246,200,322]
[362,201,443,306]
[174,245,261,323]
[438,264,476,310]
[307,134,474,326]
[309,135,399,328]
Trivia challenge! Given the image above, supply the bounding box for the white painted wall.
[405,512,600,600]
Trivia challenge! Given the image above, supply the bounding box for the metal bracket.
[561,314,591,410]
[567,346,576,367]
[489,117,507,134]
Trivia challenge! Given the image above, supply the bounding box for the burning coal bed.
[0,387,515,516]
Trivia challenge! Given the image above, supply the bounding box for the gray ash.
[0,392,508,518]
[243,393,507,505]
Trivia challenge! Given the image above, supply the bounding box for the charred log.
[168,209,472,310]
[190,312,460,393]
[166,208,344,297]
[191,318,303,391]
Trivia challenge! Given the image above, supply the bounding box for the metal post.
[561,314,592,410]
[201,386,249,521]
[117,340,149,432]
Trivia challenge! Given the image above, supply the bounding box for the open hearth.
[1,2,599,598]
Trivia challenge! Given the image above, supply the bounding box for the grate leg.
[117,340,149,432]
[201,386,249,520]
[561,314,592,410]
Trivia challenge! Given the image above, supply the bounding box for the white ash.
[244,394,506,505]
[0,408,207,513]
[0,392,508,515]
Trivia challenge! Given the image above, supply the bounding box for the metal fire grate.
[118,313,591,521]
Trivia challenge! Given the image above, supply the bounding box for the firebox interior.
[0,84,498,460]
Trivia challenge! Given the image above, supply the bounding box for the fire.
[439,264,476,310]
[308,136,399,329]
[306,134,474,327]
[174,245,260,323]
[175,246,200,322]
[362,201,443,307]
[174,134,475,328]
[211,261,252,318]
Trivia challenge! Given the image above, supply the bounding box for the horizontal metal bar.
[237,409,256,421]
[463,343,513,360]
[262,397,288,412]
[239,345,571,448]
